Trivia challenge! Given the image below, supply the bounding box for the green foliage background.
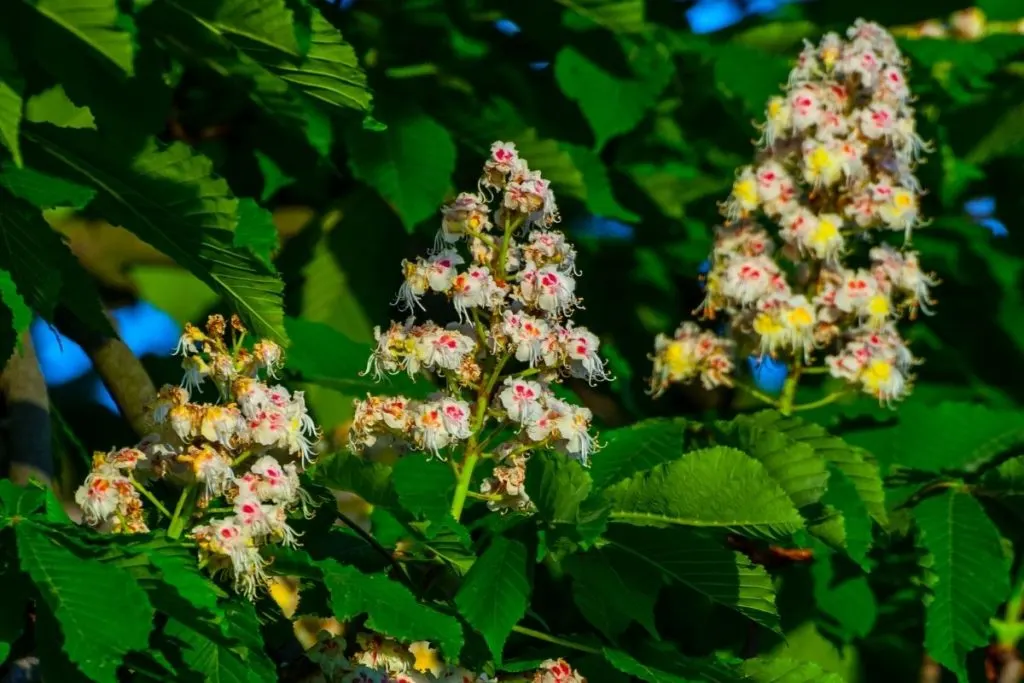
[1,0,1023,681]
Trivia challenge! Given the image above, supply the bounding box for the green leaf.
[0,162,95,209]
[23,130,287,343]
[810,466,873,568]
[319,559,463,659]
[605,446,804,541]
[0,40,24,167]
[25,0,135,75]
[0,566,28,665]
[554,45,671,150]
[392,452,454,521]
[810,549,877,642]
[853,402,1024,477]
[182,0,301,57]
[0,268,31,361]
[711,43,793,116]
[312,450,398,508]
[561,143,639,222]
[164,602,273,683]
[915,491,1010,681]
[16,523,155,683]
[602,648,739,683]
[454,536,530,662]
[564,545,660,639]
[715,413,829,510]
[741,656,846,683]
[589,418,690,491]
[284,316,433,397]
[234,198,279,268]
[254,150,293,201]
[265,11,372,113]
[346,110,456,232]
[743,411,887,526]
[606,525,779,632]
[0,189,112,335]
[24,85,95,129]
[561,0,646,34]
[525,450,592,524]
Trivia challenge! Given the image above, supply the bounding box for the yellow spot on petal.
[268,576,300,619]
[733,178,758,207]
[786,306,814,328]
[664,341,696,377]
[293,617,344,652]
[410,641,445,676]
[753,312,784,336]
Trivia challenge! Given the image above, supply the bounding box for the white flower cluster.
[74,315,320,600]
[351,143,609,513]
[307,631,586,683]
[652,19,937,405]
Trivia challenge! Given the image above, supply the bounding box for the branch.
[1,333,54,486]
[54,309,158,438]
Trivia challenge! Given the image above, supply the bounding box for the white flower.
[498,378,544,425]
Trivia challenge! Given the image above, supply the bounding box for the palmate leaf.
[742,411,887,526]
[525,450,593,524]
[164,601,275,683]
[559,0,646,34]
[849,401,1024,477]
[345,110,457,232]
[741,656,846,683]
[602,648,739,683]
[0,189,112,335]
[264,12,372,113]
[392,452,455,522]
[564,544,661,639]
[0,269,31,362]
[915,491,1010,681]
[814,466,873,568]
[320,559,464,659]
[234,198,279,267]
[16,523,155,683]
[454,537,530,662]
[589,418,691,491]
[714,414,829,510]
[0,162,96,209]
[0,39,24,167]
[24,85,96,129]
[606,525,779,632]
[313,450,399,508]
[175,0,301,57]
[605,446,804,541]
[554,44,671,150]
[23,127,287,343]
[21,0,135,75]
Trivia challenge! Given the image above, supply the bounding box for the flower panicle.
[306,630,587,682]
[651,20,939,407]
[351,143,610,513]
[75,314,322,601]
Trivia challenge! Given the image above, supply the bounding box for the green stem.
[232,449,254,467]
[466,491,502,502]
[735,382,780,408]
[496,215,525,279]
[450,452,480,522]
[168,484,197,539]
[511,625,601,655]
[792,391,848,413]
[802,365,830,375]
[130,477,172,518]
[779,360,803,416]
[450,354,511,521]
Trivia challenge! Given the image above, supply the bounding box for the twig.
[510,625,601,655]
[920,654,942,683]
